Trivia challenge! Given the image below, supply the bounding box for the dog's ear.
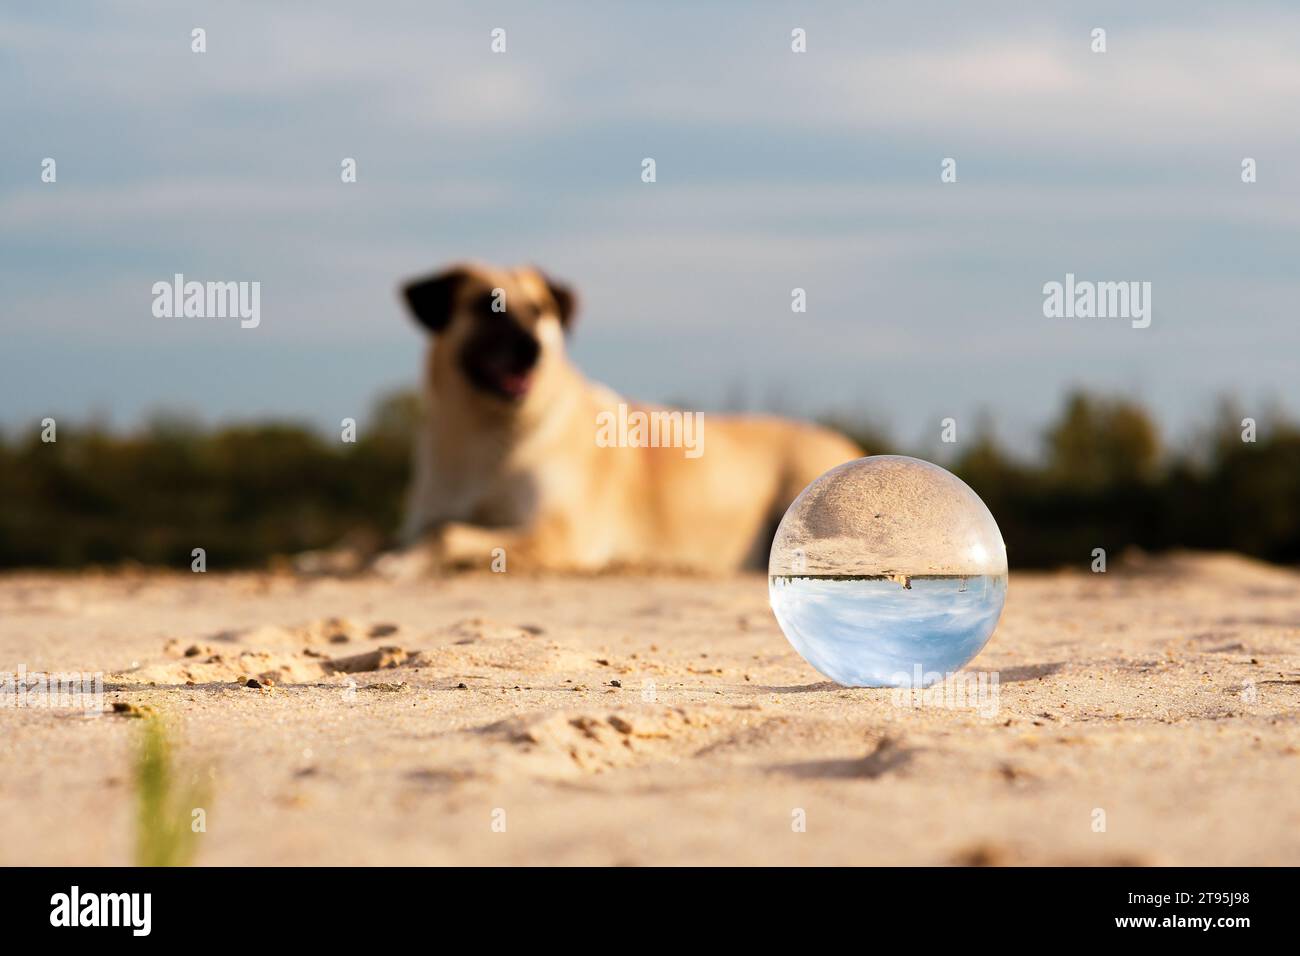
[401,267,470,335]
[544,274,578,330]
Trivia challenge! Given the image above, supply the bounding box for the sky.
[3,1,1299,459]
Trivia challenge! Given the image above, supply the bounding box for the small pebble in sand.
[110,701,156,718]
[246,678,263,689]
[610,680,622,688]
[368,623,399,639]
[329,633,350,644]
[457,682,468,689]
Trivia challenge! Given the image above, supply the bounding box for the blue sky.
[3,1,1299,458]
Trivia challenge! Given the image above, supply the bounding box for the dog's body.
[388,263,861,574]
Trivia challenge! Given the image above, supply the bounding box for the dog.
[380,262,861,575]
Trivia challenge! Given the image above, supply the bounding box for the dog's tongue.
[498,371,532,398]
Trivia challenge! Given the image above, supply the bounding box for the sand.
[1,551,1297,866]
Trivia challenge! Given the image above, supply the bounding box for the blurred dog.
[380,263,860,574]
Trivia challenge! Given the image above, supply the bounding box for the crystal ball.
[769,455,1008,687]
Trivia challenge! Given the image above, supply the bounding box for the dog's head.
[401,263,577,405]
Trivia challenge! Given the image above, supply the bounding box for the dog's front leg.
[371,536,445,580]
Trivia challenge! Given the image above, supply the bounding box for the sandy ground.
[1,551,1298,866]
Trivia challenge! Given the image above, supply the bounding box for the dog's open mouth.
[461,325,542,401]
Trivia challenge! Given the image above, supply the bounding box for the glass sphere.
[769,455,1008,687]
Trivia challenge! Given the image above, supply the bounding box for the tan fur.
[385,263,862,575]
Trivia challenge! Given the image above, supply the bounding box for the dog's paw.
[371,546,443,581]
[293,546,366,577]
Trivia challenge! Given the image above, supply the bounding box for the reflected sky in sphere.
[769,574,1007,687]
